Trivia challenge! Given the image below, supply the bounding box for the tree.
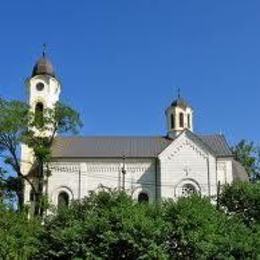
[232,140,260,180]
[34,189,168,259]
[0,98,33,210]
[162,195,259,259]
[219,181,260,227]
[0,201,41,259]
[24,101,82,216]
[0,97,82,212]
[32,190,260,259]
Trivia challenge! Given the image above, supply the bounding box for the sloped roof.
[197,134,232,157]
[232,160,249,181]
[51,133,232,158]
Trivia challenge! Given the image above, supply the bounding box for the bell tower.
[27,50,61,121]
[21,50,61,176]
[165,91,193,138]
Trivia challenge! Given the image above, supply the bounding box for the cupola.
[165,91,194,138]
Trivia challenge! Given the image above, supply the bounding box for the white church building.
[21,53,248,208]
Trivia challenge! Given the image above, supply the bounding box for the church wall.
[47,158,157,207]
[216,158,233,185]
[159,132,217,199]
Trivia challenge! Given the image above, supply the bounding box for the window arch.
[179,112,184,128]
[181,184,196,197]
[29,190,35,202]
[170,114,175,129]
[35,102,44,127]
[58,191,69,209]
[138,192,149,203]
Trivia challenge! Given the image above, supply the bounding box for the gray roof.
[51,133,232,158]
[232,160,249,181]
[197,134,232,157]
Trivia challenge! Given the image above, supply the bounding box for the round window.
[36,82,44,91]
[181,184,196,197]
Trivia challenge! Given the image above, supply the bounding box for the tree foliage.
[219,181,260,227]
[0,183,259,259]
[0,97,82,212]
[0,202,42,259]
[232,140,260,180]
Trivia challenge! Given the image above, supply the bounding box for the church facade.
[21,54,248,208]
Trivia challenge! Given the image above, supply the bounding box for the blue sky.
[0,1,259,145]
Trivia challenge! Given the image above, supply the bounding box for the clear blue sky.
[0,1,259,146]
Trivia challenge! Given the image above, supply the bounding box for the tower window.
[170,114,175,129]
[138,192,149,203]
[35,102,44,127]
[187,114,191,128]
[179,112,184,128]
[58,192,69,209]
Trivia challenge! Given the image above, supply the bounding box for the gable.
[159,131,214,161]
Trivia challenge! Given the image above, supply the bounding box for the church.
[21,53,248,209]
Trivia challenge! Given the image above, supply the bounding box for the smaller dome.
[171,97,190,109]
[32,55,55,78]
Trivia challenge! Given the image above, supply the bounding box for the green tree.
[0,98,33,210]
[24,101,82,216]
[34,189,168,259]
[219,181,260,227]
[0,97,82,212]
[232,140,260,180]
[162,195,259,259]
[32,190,260,259]
[0,201,42,259]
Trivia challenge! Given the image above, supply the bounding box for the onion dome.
[171,97,190,109]
[32,53,55,78]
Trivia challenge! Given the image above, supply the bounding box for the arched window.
[35,102,44,127]
[58,192,69,209]
[170,114,175,129]
[187,114,190,128]
[29,190,35,202]
[179,112,184,128]
[138,192,149,203]
[181,184,196,197]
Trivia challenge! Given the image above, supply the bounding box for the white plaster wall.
[159,132,217,199]
[216,158,233,185]
[47,158,157,207]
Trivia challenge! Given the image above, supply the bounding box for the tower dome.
[32,54,55,78]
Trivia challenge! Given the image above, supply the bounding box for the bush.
[0,203,41,259]
[1,184,259,259]
[162,195,258,259]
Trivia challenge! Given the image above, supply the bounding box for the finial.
[177,88,181,99]
[42,43,47,57]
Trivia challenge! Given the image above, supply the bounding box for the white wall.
[159,132,217,199]
[46,158,157,207]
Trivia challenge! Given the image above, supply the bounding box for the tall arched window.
[170,114,175,129]
[58,192,69,209]
[187,114,191,128]
[35,102,44,127]
[29,190,35,202]
[138,192,149,203]
[181,184,196,197]
[179,112,184,128]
